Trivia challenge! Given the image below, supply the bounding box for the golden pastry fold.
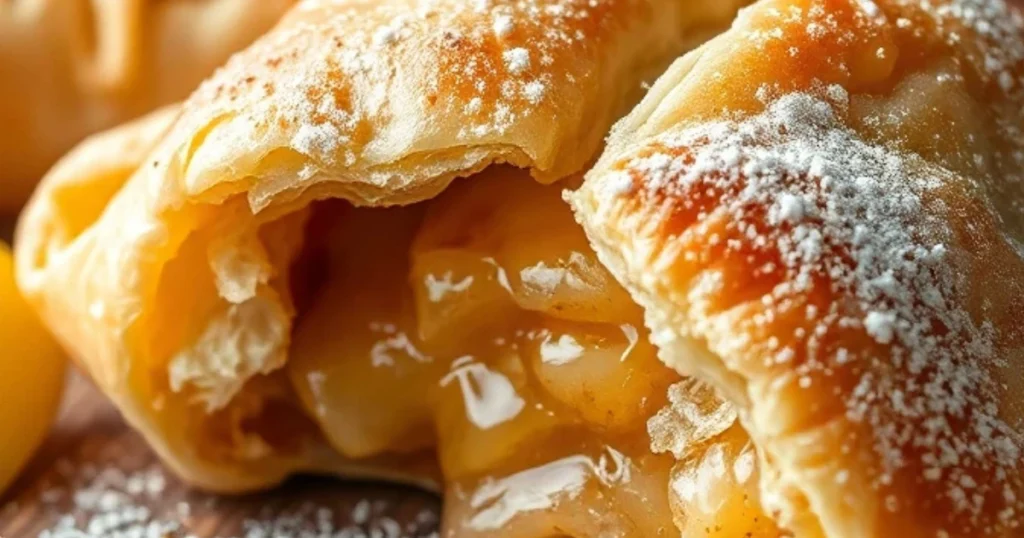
[571,0,1024,536]
[0,0,294,213]
[15,1,755,536]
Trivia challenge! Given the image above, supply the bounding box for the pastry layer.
[15,0,748,493]
[571,0,1024,536]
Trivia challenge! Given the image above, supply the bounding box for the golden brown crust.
[0,0,294,213]
[15,0,747,492]
[572,0,1024,536]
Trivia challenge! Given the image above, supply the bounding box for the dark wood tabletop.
[0,373,442,538]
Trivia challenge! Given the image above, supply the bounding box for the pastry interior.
[148,165,784,537]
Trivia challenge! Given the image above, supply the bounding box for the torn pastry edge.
[566,186,835,538]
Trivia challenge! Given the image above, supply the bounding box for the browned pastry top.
[573,0,1024,535]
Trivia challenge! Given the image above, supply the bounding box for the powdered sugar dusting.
[30,461,440,537]
[733,0,1024,246]
[863,310,897,344]
[890,0,1024,247]
[922,0,1024,95]
[492,14,514,38]
[186,0,634,180]
[37,466,181,538]
[612,88,1023,530]
[502,48,531,74]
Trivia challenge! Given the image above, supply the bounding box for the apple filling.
[274,167,784,537]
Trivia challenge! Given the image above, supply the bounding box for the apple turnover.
[0,0,294,213]
[14,0,763,536]
[571,0,1024,536]
[15,0,1024,537]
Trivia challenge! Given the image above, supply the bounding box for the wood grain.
[0,373,442,538]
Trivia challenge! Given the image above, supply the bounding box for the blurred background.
[0,0,291,213]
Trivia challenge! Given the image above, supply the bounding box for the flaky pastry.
[15,0,758,536]
[0,0,294,213]
[571,0,1024,536]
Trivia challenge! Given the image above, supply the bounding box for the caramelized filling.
[211,166,783,536]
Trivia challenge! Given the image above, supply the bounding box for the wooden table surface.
[0,373,442,538]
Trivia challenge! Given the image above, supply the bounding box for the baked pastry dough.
[0,0,294,213]
[14,0,757,536]
[571,0,1024,536]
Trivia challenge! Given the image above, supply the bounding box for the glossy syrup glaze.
[282,167,782,537]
